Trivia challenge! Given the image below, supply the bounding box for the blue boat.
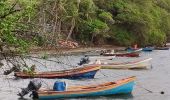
[142,47,154,52]
[125,48,142,52]
[14,65,101,79]
[33,76,136,99]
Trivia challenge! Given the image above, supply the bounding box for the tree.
[0,0,38,68]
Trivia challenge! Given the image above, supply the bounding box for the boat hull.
[102,49,141,57]
[39,82,134,99]
[14,65,100,79]
[142,47,154,51]
[155,47,169,50]
[102,53,139,57]
[15,70,99,79]
[101,63,148,69]
[37,77,135,99]
[89,56,115,60]
[126,48,141,52]
[101,58,152,69]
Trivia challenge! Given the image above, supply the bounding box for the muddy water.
[0,50,170,100]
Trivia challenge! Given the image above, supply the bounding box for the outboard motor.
[4,66,20,75]
[78,55,89,65]
[18,79,41,98]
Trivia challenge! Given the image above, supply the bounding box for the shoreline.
[29,45,125,55]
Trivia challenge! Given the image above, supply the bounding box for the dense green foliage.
[94,0,170,46]
[0,0,38,53]
[1,0,170,50]
[37,0,170,46]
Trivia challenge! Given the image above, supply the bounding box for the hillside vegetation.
[1,0,170,53]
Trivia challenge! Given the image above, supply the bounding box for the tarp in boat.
[53,81,66,91]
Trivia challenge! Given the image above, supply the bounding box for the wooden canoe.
[100,58,152,69]
[101,49,142,57]
[33,76,136,99]
[14,65,101,79]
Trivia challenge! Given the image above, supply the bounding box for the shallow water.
[0,50,170,100]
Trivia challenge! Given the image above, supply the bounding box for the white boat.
[89,56,115,61]
[88,58,152,69]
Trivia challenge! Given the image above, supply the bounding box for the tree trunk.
[52,14,58,44]
[58,20,61,39]
[90,33,95,46]
[66,18,75,41]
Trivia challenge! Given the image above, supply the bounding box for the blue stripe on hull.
[126,48,135,52]
[39,81,135,100]
[142,48,154,51]
[61,70,98,79]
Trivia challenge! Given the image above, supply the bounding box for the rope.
[136,82,165,94]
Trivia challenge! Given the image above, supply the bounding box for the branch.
[0,1,21,19]
[0,51,76,67]
[0,9,21,19]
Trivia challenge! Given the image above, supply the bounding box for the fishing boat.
[125,44,140,52]
[142,47,154,51]
[125,47,142,52]
[155,47,169,50]
[14,65,101,79]
[99,58,152,69]
[89,56,115,60]
[28,76,136,99]
[101,48,142,57]
[78,55,115,66]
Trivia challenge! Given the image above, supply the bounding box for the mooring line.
[136,82,165,95]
